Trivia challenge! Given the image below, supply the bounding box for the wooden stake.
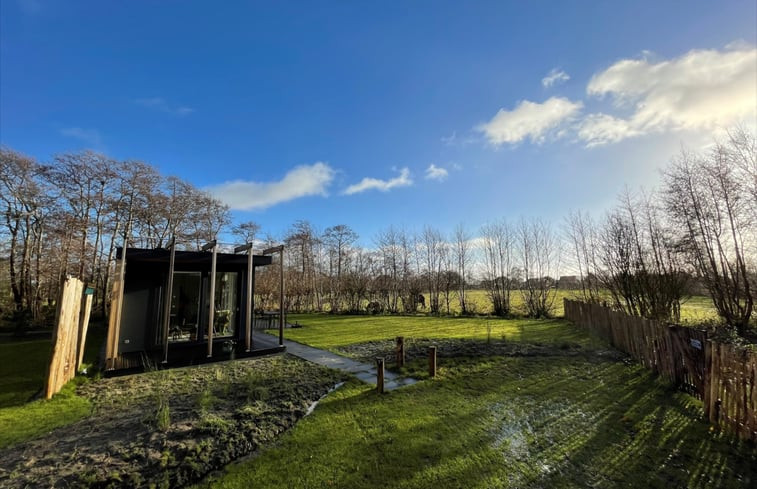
[395,336,405,367]
[76,291,93,370]
[429,346,437,377]
[376,357,385,394]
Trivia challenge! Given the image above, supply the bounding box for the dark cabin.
[104,245,284,372]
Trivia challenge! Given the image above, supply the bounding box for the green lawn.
[0,324,105,448]
[198,355,755,489]
[203,314,756,489]
[282,314,602,351]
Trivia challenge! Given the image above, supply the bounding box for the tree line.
[0,149,230,325]
[1,128,755,336]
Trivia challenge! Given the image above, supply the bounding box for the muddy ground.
[0,354,346,489]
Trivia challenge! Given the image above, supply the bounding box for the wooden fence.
[564,299,756,442]
[44,277,93,399]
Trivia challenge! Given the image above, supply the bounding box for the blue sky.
[2,0,756,245]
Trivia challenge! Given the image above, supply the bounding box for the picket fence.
[564,299,756,442]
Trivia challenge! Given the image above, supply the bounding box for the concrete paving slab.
[281,338,418,391]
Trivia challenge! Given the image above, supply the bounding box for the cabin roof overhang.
[116,247,273,267]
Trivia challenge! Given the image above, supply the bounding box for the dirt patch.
[336,337,624,366]
[0,354,347,488]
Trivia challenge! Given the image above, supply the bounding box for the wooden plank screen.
[564,298,755,441]
[45,277,91,399]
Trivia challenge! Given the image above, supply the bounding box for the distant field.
[418,289,717,322]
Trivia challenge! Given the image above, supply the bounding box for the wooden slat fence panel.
[45,277,91,399]
[564,298,755,441]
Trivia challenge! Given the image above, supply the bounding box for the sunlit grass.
[282,314,603,351]
[0,324,105,447]
[197,355,755,489]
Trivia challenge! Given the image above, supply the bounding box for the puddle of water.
[305,382,345,416]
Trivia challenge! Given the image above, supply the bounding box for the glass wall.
[213,272,238,337]
[169,272,201,342]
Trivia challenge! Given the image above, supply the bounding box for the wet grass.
[197,355,756,489]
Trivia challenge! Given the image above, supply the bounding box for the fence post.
[395,336,405,368]
[429,346,437,377]
[376,357,385,394]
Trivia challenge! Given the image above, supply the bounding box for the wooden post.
[76,289,94,370]
[376,357,385,394]
[161,237,176,363]
[429,346,437,377]
[395,336,405,367]
[107,246,127,370]
[206,240,217,358]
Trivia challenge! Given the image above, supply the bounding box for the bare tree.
[480,220,514,316]
[453,224,474,314]
[663,131,755,334]
[323,224,358,312]
[517,217,560,318]
[420,226,445,314]
[564,210,603,303]
[596,190,690,322]
[0,147,50,321]
[375,226,402,313]
[232,220,261,246]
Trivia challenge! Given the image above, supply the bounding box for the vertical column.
[246,245,254,351]
[279,247,285,347]
[161,237,176,363]
[205,240,217,358]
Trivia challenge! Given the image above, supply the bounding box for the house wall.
[119,277,160,353]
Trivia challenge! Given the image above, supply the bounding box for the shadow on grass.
[200,355,756,489]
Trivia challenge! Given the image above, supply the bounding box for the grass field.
[282,314,601,351]
[418,289,718,322]
[200,314,756,488]
[0,324,105,449]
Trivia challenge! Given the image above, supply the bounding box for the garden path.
[274,336,418,391]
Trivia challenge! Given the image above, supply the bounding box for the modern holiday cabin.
[104,243,285,371]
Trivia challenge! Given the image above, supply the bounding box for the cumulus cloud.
[478,97,583,145]
[577,113,641,147]
[343,168,413,195]
[60,127,102,146]
[135,97,194,116]
[206,162,335,210]
[425,164,448,181]
[542,68,570,88]
[581,45,757,145]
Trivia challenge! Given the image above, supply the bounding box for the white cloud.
[425,164,448,181]
[206,162,335,210]
[577,113,641,147]
[343,168,413,195]
[581,45,757,145]
[60,127,102,146]
[478,97,583,146]
[135,97,195,116]
[542,68,570,88]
